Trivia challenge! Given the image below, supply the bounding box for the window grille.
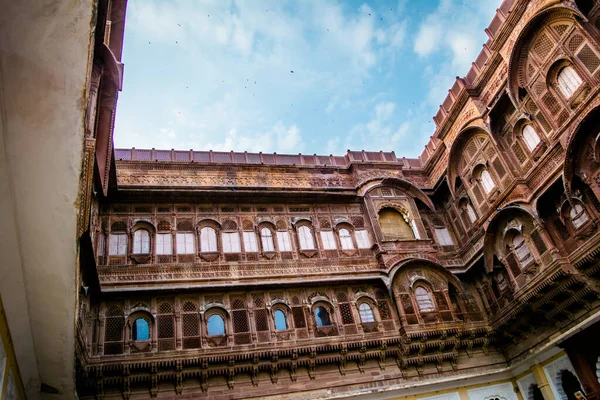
[157,315,174,338]
[255,309,269,331]
[200,227,217,252]
[182,301,196,312]
[158,302,172,314]
[292,307,306,328]
[351,216,365,228]
[232,299,245,309]
[377,301,391,320]
[157,220,171,230]
[337,292,348,302]
[232,310,249,333]
[242,219,253,230]
[111,221,127,232]
[577,44,600,74]
[177,220,193,231]
[320,231,337,250]
[182,314,199,337]
[105,317,124,342]
[340,303,354,324]
[222,220,238,230]
[260,228,275,252]
[253,294,264,308]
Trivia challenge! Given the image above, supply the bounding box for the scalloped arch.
[506,5,582,108]
[359,177,435,211]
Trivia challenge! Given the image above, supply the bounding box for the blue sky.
[114,0,501,158]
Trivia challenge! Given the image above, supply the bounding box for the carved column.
[531,363,557,400]
[98,305,106,355]
[151,298,158,352]
[174,297,182,350]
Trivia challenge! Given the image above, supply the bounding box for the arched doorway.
[561,369,584,400]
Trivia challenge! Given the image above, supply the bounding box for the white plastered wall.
[0,0,95,398]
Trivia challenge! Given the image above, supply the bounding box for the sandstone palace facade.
[68,0,600,399]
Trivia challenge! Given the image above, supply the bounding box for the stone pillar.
[457,387,470,400]
[531,363,557,400]
[98,310,106,356]
[175,297,182,350]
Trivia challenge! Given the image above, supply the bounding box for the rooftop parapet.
[115,148,423,168]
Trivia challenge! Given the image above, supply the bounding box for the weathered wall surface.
[0,0,95,397]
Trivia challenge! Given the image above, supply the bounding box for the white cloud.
[414,24,442,57]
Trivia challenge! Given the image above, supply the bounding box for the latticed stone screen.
[577,44,600,74]
[339,303,354,325]
[254,309,269,332]
[104,317,124,355]
[292,307,306,328]
[232,310,249,333]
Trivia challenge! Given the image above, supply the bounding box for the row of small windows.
[129,302,377,340]
[103,226,372,256]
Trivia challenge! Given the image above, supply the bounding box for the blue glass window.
[132,318,149,340]
[274,309,287,331]
[207,314,225,335]
[314,306,331,327]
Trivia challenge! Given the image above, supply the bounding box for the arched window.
[132,318,150,340]
[133,229,150,254]
[480,169,495,193]
[557,65,583,98]
[570,203,589,228]
[358,303,375,323]
[274,309,287,330]
[207,314,225,336]
[314,306,331,327]
[522,124,541,151]
[512,232,531,263]
[466,203,478,223]
[414,287,435,312]
[298,225,315,250]
[200,226,217,252]
[339,228,354,250]
[378,208,415,240]
[260,228,275,252]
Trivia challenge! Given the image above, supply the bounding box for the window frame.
[414,286,436,313]
[338,227,355,250]
[557,64,583,99]
[109,233,128,256]
[358,302,376,323]
[176,232,195,254]
[205,309,227,337]
[522,124,541,152]
[199,226,218,253]
[297,224,316,250]
[319,230,337,250]
[354,229,371,249]
[155,232,173,255]
[277,230,293,252]
[259,226,275,252]
[132,228,151,254]
[242,230,258,253]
